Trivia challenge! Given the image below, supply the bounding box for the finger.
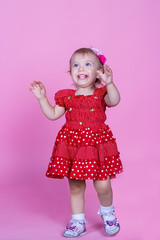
[33,80,39,83]
[103,66,107,73]
[97,69,104,77]
[104,64,110,68]
[104,65,112,74]
[38,81,45,88]
[31,81,38,86]
[104,65,111,70]
[33,80,40,86]
[31,83,38,88]
[97,69,103,75]
[97,68,104,73]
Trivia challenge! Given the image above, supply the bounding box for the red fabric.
[46,85,123,180]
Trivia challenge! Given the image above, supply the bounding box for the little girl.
[30,47,123,238]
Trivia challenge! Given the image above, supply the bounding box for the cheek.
[70,71,77,79]
[71,68,77,74]
[90,69,98,76]
[70,69,75,75]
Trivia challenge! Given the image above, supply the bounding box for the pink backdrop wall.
[1,0,160,239]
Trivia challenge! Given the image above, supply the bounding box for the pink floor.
[1,158,160,240]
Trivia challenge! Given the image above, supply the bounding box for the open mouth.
[77,74,88,80]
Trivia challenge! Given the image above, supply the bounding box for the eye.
[73,64,79,67]
[86,63,91,67]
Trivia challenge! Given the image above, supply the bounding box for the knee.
[93,179,112,195]
[69,180,86,195]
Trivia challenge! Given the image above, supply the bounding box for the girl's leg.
[63,179,86,237]
[93,177,120,236]
[93,176,113,206]
[68,178,86,214]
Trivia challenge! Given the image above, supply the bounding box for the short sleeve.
[97,85,109,108]
[97,85,107,98]
[54,89,68,108]
[100,85,107,96]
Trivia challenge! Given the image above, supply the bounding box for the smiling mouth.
[77,74,88,80]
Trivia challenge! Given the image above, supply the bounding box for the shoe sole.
[104,226,120,236]
[63,231,86,238]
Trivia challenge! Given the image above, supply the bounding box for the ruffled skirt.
[46,124,123,180]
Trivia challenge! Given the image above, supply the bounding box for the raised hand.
[97,64,113,85]
[30,81,46,100]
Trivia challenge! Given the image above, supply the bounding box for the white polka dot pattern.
[55,124,116,147]
[46,125,123,180]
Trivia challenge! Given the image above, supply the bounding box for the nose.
[79,65,85,71]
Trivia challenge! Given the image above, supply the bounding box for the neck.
[75,84,96,94]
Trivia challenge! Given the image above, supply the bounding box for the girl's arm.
[30,81,66,120]
[104,82,120,107]
[97,65,120,107]
[38,97,65,120]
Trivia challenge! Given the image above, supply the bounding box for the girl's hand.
[97,64,113,85]
[30,81,46,100]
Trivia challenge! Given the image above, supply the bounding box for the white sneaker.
[98,207,120,236]
[63,218,87,238]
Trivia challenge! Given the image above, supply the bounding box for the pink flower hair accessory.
[91,47,107,65]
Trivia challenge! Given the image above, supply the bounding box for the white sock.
[100,204,114,213]
[100,204,115,221]
[72,213,85,221]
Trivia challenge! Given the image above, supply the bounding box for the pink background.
[1,0,160,239]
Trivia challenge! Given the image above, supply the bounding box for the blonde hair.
[69,48,104,87]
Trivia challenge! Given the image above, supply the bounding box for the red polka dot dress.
[46,85,123,180]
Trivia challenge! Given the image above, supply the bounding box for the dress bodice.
[54,85,108,130]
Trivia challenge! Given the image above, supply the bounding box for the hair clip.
[91,47,106,65]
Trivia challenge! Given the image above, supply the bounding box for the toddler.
[30,47,123,237]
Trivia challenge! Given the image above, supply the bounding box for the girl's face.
[70,53,100,88]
